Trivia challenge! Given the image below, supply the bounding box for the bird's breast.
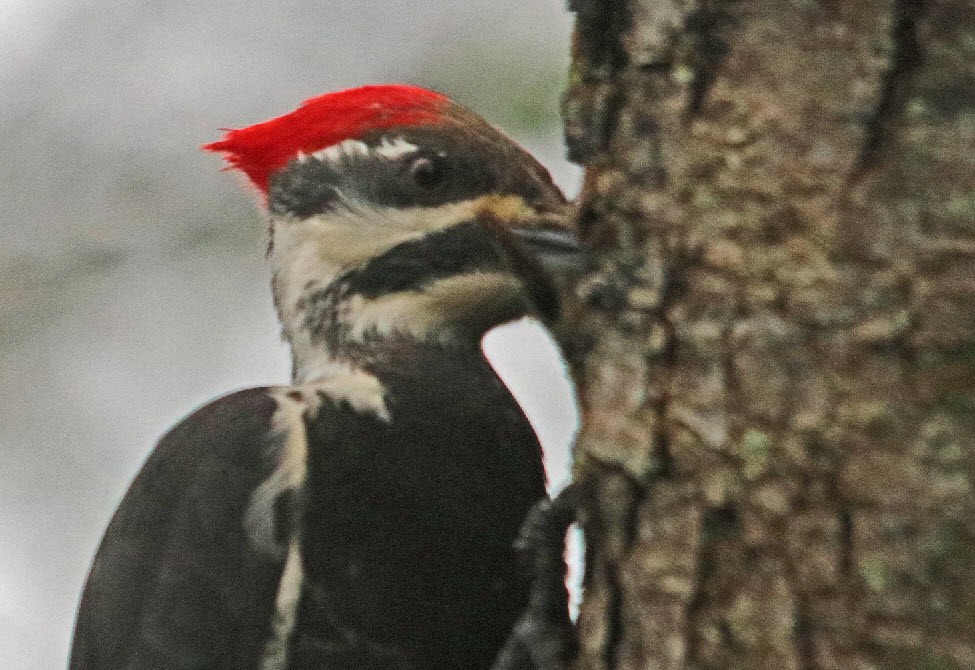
[291,346,547,670]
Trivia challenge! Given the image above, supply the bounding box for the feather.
[202,85,448,194]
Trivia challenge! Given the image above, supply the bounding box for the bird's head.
[205,85,578,376]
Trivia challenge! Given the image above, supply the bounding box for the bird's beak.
[510,224,586,285]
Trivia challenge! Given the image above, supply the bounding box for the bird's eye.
[408,156,447,190]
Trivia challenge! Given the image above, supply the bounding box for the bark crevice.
[682,0,734,120]
[794,597,815,670]
[849,0,927,184]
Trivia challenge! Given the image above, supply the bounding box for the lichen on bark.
[560,1,975,668]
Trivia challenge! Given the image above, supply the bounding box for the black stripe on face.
[267,123,567,220]
[268,156,345,219]
[354,125,565,213]
[266,140,498,219]
[337,222,501,299]
[299,216,562,347]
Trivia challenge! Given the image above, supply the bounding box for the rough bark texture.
[559,1,975,669]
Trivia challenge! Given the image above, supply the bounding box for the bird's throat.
[286,268,534,380]
[269,201,555,379]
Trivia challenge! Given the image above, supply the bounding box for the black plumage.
[71,85,578,670]
[70,389,284,670]
[294,344,545,670]
[70,343,545,670]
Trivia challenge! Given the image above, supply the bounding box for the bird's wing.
[69,386,318,670]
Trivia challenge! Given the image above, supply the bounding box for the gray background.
[0,1,581,667]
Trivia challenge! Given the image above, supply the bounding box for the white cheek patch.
[269,196,504,330]
[342,272,526,343]
[270,222,344,345]
[268,194,536,375]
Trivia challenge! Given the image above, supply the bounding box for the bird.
[69,84,579,670]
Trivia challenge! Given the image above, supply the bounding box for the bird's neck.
[266,199,561,384]
[285,270,533,384]
[278,231,545,384]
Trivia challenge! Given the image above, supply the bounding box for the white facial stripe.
[270,206,430,345]
[269,195,527,345]
[269,193,537,377]
[245,391,310,559]
[342,272,526,343]
[259,539,304,670]
[273,194,525,269]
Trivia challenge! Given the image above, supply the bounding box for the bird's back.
[69,388,285,670]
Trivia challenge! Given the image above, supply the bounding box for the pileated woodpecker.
[70,85,578,670]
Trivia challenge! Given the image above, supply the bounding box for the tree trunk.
[559,1,975,668]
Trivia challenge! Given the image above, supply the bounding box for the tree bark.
[559,1,975,668]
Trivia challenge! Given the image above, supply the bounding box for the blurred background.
[0,1,581,667]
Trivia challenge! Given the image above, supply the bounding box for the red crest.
[203,85,449,194]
